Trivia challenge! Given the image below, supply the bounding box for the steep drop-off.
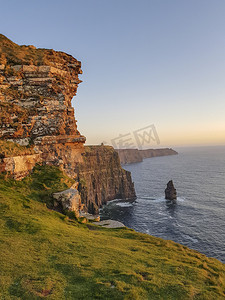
[0,34,135,212]
[0,34,85,178]
[78,146,136,214]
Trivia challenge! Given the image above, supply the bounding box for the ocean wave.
[116,202,133,207]
[183,234,198,243]
[138,196,185,203]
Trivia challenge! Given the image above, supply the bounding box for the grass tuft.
[0,140,35,157]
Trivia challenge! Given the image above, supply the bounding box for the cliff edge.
[0,34,85,178]
[78,145,136,214]
[0,34,136,212]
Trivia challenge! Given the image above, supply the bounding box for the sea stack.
[165,180,177,200]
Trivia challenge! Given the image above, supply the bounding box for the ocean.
[100,146,225,263]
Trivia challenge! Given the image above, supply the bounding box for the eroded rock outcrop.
[2,153,42,180]
[0,34,85,178]
[53,187,81,217]
[0,34,136,214]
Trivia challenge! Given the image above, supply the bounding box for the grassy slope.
[0,166,225,299]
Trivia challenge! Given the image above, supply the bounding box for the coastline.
[116,148,178,165]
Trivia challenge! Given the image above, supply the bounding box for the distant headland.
[116,148,178,165]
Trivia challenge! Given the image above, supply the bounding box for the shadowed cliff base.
[77,145,136,214]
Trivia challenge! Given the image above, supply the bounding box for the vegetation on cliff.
[0,34,80,67]
[0,34,135,214]
[0,166,225,299]
[0,140,35,157]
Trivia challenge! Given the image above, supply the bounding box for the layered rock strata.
[0,35,136,214]
[116,148,178,165]
[0,34,85,178]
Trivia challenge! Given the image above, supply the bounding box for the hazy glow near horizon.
[1,0,225,147]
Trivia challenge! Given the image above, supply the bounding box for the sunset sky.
[1,0,225,147]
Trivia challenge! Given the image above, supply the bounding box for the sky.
[1,0,225,148]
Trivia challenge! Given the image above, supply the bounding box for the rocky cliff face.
[77,146,136,214]
[116,148,178,164]
[0,34,136,213]
[0,34,85,177]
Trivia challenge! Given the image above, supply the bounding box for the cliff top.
[0,34,81,71]
[0,34,84,148]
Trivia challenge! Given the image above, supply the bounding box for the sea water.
[100,146,225,263]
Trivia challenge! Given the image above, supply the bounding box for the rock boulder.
[53,188,81,217]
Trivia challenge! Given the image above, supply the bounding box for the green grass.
[0,140,35,157]
[0,166,225,299]
[0,34,79,67]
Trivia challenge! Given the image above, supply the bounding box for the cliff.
[116,149,143,165]
[116,148,178,164]
[77,145,136,214]
[0,34,135,212]
[140,148,178,159]
[1,36,225,300]
[0,34,85,178]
